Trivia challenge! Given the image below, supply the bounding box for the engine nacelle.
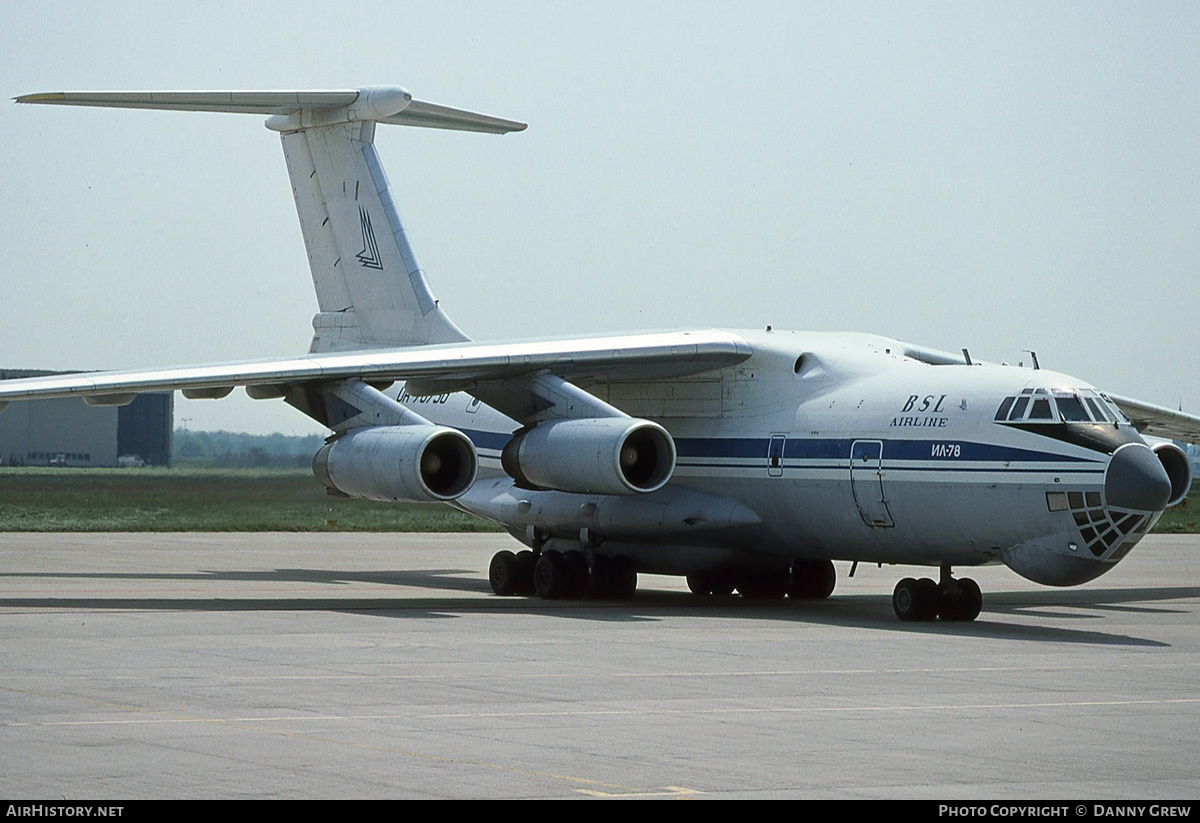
[1151,441,1192,508]
[312,425,477,503]
[501,418,676,495]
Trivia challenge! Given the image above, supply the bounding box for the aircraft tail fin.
[16,87,526,352]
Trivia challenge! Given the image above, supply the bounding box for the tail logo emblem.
[356,206,384,270]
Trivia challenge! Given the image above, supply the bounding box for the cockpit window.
[994,396,1015,421]
[1100,394,1132,424]
[1086,397,1111,422]
[1053,392,1091,422]
[1009,396,1029,420]
[996,387,1124,426]
[1029,398,1054,419]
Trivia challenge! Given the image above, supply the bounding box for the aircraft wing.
[1109,394,1200,444]
[0,330,751,407]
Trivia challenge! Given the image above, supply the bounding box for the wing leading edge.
[1110,395,1200,444]
[0,330,753,407]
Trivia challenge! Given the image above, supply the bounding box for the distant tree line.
[173,429,326,469]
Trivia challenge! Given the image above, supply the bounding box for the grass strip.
[0,467,499,532]
[0,466,1194,533]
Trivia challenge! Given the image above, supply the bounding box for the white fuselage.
[400,329,1159,588]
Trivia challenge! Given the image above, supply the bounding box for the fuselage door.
[767,435,786,477]
[850,439,894,527]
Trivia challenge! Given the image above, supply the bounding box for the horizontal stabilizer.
[15,87,527,134]
[15,89,360,114]
[379,99,526,133]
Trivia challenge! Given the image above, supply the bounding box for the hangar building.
[0,370,172,467]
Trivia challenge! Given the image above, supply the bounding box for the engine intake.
[313,425,477,503]
[1151,441,1192,508]
[501,418,676,495]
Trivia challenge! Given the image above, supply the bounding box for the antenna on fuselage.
[1023,350,1040,370]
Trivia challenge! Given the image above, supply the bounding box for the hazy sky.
[2,2,1197,435]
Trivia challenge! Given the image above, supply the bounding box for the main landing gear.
[892,565,982,622]
[489,548,638,601]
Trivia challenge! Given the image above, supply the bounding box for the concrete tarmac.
[1,532,1198,799]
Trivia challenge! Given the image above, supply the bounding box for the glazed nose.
[1104,444,1172,511]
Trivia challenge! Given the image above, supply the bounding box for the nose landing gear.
[893,565,982,622]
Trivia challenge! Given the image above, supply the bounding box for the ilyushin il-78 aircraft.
[4,86,1197,622]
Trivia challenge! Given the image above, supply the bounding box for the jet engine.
[312,425,477,503]
[501,418,676,495]
[1151,441,1192,508]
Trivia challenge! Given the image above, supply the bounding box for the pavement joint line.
[5,687,1199,727]
[3,661,1199,684]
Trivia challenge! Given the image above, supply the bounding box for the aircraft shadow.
[1,566,1195,647]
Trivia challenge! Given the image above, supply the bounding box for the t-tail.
[16,87,526,352]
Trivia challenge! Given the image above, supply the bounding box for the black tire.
[687,573,712,595]
[589,555,613,599]
[959,577,982,621]
[809,559,836,599]
[894,577,936,621]
[946,577,982,622]
[893,577,918,620]
[489,550,520,596]
[915,578,940,620]
[533,550,565,599]
[936,576,982,621]
[789,559,836,599]
[607,556,638,600]
[561,550,590,599]
[514,550,537,596]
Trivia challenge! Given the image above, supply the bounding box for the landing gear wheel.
[489,550,520,596]
[687,574,713,595]
[583,555,636,599]
[893,577,939,621]
[561,550,590,599]
[590,555,614,598]
[533,550,566,599]
[914,578,939,619]
[788,559,836,599]
[957,578,982,621]
[811,560,836,599]
[938,577,982,622]
[514,550,537,596]
[607,556,637,600]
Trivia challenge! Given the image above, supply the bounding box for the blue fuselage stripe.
[673,437,1099,465]
[459,428,1105,470]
